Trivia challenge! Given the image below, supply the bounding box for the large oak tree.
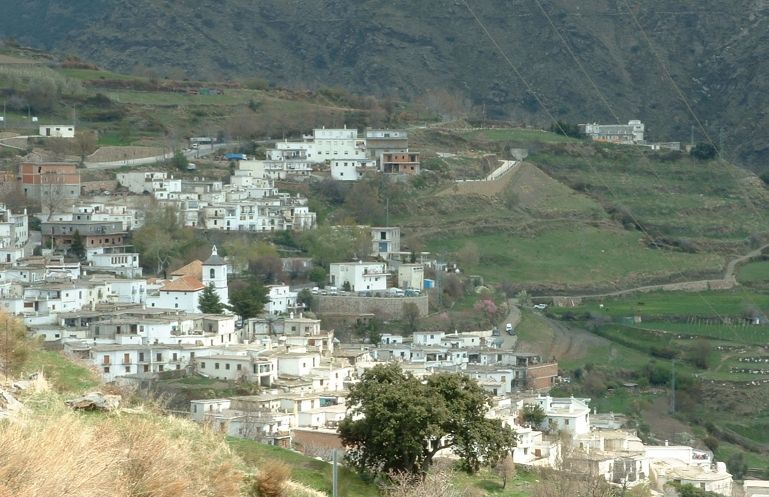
[339,363,516,477]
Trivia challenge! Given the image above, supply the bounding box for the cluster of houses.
[189,339,733,496]
[262,127,420,182]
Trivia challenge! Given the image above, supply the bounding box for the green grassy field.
[459,128,579,145]
[738,261,769,284]
[427,225,723,288]
[56,67,142,81]
[549,290,769,319]
[229,439,379,497]
[22,350,100,393]
[530,147,769,243]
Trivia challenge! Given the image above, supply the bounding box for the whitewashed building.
[0,204,28,264]
[265,284,297,316]
[328,261,387,292]
[39,124,75,138]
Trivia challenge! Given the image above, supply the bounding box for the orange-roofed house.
[147,247,229,313]
[147,275,206,313]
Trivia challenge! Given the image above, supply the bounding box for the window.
[201,362,206,369]
[139,352,145,362]
[103,366,110,373]
[158,365,164,372]
[225,363,230,370]
[215,363,220,369]
[156,353,162,361]
[125,366,131,373]
[210,268,215,279]
[565,419,570,425]
[143,364,149,372]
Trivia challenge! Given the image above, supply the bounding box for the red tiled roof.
[170,260,203,280]
[160,275,205,292]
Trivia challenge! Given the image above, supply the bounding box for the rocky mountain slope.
[3,0,769,168]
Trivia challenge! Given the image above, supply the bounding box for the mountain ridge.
[3,0,769,168]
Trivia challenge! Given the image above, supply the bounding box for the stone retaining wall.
[316,294,428,320]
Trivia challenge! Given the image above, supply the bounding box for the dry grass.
[0,387,244,497]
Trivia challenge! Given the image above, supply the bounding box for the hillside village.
[0,113,761,497]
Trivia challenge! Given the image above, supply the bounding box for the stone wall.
[316,294,429,320]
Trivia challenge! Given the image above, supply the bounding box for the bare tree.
[74,130,98,164]
[41,172,72,221]
[383,468,468,497]
[495,453,516,489]
[402,302,420,334]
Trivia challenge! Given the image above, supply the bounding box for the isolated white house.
[39,124,75,138]
[328,261,387,292]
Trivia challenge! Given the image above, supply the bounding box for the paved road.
[499,300,521,349]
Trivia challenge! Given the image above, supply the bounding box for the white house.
[147,275,205,312]
[195,354,276,386]
[397,263,424,290]
[330,159,375,181]
[413,331,445,346]
[328,261,387,292]
[265,284,297,315]
[116,172,181,195]
[579,120,644,145]
[275,127,366,163]
[0,204,28,264]
[39,124,75,138]
[89,253,143,278]
[106,278,147,304]
[371,226,400,258]
[90,344,216,382]
[534,395,591,435]
[277,351,321,377]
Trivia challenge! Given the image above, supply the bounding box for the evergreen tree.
[198,283,225,314]
[227,277,268,320]
[70,230,86,261]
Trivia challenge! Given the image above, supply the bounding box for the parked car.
[533,303,548,310]
[505,323,514,335]
[387,288,405,297]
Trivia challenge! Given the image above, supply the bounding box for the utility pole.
[670,359,676,414]
[719,127,724,160]
[332,449,339,497]
[690,125,694,147]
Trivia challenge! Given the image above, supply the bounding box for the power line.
[533,0,621,124]
[461,0,742,328]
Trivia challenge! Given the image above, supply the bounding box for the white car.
[533,303,548,310]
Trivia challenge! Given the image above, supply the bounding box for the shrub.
[249,460,291,497]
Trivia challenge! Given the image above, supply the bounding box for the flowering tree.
[474,298,506,328]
